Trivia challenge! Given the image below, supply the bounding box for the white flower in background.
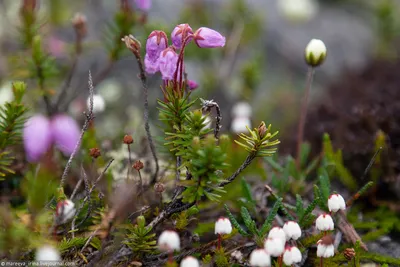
[317,236,335,258]
[267,227,286,242]
[35,245,61,261]
[56,199,76,223]
[278,0,318,22]
[0,82,14,105]
[231,117,252,134]
[305,39,327,67]
[316,214,334,231]
[215,217,232,235]
[264,237,285,257]
[328,193,346,212]
[231,102,252,118]
[249,249,271,267]
[87,94,106,113]
[158,230,180,252]
[283,221,302,240]
[97,79,122,104]
[180,256,200,267]
[231,250,243,262]
[283,246,302,265]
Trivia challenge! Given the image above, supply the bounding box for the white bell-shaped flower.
[283,221,302,240]
[180,256,200,267]
[35,245,61,261]
[249,249,271,267]
[283,246,302,265]
[215,217,232,235]
[315,214,334,231]
[317,237,335,258]
[56,199,76,223]
[328,193,346,212]
[158,230,180,252]
[264,237,285,257]
[267,227,286,243]
[87,94,106,114]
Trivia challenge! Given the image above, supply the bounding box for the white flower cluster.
[250,222,303,267]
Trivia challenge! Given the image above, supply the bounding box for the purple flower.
[50,114,80,156]
[194,27,226,48]
[171,24,193,49]
[146,30,168,61]
[144,53,159,74]
[158,48,179,80]
[134,0,151,11]
[187,80,198,90]
[23,115,53,162]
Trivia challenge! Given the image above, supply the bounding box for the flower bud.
[72,13,87,38]
[194,27,226,48]
[122,34,141,54]
[180,256,200,267]
[171,23,193,49]
[12,81,26,103]
[215,217,232,235]
[317,235,335,258]
[264,237,285,257]
[267,227,286,243]
[249,249,271,267]
[158,230,180,252]
[154,182,165,193]
[89,148,101,158]
[56,199,76,223]
[50,115,81,156]
[258,121,268,139]
[187,80,198,90]
[123,135,134,144]
[315,214,334,231]
[158,47,179,80]
[23,115,52,162]
[35,245,61,262]
[283,246,302,265]
[135,0,151,11]
[328,193,346,212]
[343,248,356,260]
[283,221,302,240]
[305,39,327,67]
[133,160,144,171]
[87,94,105,113]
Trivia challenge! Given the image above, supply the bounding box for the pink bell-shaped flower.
[50,114,80,156]
[23,115,53,162]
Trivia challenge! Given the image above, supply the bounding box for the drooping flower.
[50,114,80,156]
[88,94,106,114]
[215,217,232,235]
[135,0,151,11]
[267,227,287,243]
[171,23,193,49]
[249,249,271,267]
[35,245,61,261]
[158,47,180,80]
[305,39,327,67]
[264,237,285,257]
[283,246,302,265]
[283,221,302,240]
[317,235,335,258]
[180,256,200,267]
[144,53,160,74]
[328,193,346,212]
[231,117,252,134]
[194,27,226,48]
[231,102,252,118]
[278,0,318,22]
[316,214,334,231]
[56,199,76,223]
[145,30,168,61]
[23,115,53,162]
[158,230,180,252]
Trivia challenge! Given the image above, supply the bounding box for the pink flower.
[146,30,168,61]
[194,27,225,48]
[23,115,53,162]
[171,24,193,49]
[158,47,179,80]
[50,114,80,156]
[134,0,151,11]
[144,53,159,74]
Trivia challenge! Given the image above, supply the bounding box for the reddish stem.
[173,35,193,92]
[168,251,173,263]
[218,234,222,249]
[320,256,323,267]
[278,255,283,267]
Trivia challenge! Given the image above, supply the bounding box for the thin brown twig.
[201,98,222,140]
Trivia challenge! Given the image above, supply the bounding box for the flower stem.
[296,67,315,168]
[126,144,132,180]
[320,256,323,267]
[278,255,283,267]
[218,234,222,249]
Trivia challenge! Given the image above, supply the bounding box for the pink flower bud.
[23,115,52,162]
[134,0,151,11]
[171,23,193,49]
[187,80,198,90]
[158,47,179,80]
[50,114,80,156]
[194,27,226,48]
[146,30,168,61]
